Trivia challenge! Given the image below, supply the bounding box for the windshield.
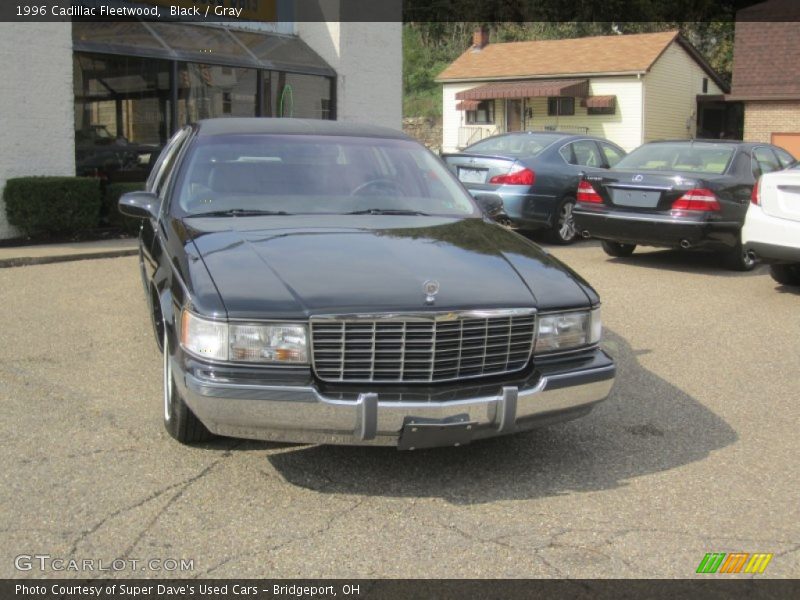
[465,133,563,158]
[615,142,735,175]
[175,134,478,217]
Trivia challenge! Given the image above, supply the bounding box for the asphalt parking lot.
[1,240,798,579]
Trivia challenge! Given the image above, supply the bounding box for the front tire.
[770,263,800,286]
[163,328,214,443]
[547,197,578,244]
[601,240,636,257]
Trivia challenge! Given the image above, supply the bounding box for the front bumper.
[176,350,615,448]
[574,207,740,250]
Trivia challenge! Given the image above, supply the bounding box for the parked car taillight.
[489,167,535,185]
[671,188,721,212]
[577,181,603,204]
[751,178,761,206]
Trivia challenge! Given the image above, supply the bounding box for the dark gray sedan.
[442,132,626,243]
[117,118,615,449]
[573,140,796,271]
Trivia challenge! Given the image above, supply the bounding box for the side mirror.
[472,193,506,220]
[119,191,160,220]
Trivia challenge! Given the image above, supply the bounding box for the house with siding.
[436,30,728,153]
[728,0,800,157]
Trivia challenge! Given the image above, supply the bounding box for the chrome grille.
[310,309,536,383]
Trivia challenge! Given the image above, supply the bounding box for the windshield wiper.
[186,209,293,217]
[345,208,430,216]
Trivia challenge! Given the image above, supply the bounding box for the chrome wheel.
[559,201,576,241]
[546,198,578,245]
[163,329,172,422]
[742,249,756,270]
[725,239,757,272]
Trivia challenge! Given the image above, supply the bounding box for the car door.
[598,142,626,169]
[772,146,797,169]
[141,127,192,284]
[559,140,609,195]
[752,146,782,180]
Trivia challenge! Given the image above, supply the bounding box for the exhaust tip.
[680,239,691,249]
[581,230,591,239]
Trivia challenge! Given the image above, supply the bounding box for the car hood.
[185,215,595,319]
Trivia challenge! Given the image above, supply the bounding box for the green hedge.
[4,177,102,237]
[103,182,145,236]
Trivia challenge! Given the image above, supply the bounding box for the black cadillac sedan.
[119,119,615,449]
[573,140,796,270]
[442,132,627,244]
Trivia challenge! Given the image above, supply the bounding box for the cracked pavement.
[1,240,798,578]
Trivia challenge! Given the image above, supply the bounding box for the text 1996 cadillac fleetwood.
[119,119,615,450]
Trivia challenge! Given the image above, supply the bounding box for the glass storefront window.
[73,25,336,180]
[263,71,332,119]
[73,53,172,178]
[178,64,258,124]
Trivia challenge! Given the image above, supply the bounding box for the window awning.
[455,79,589,100]
[583,95,616,108]
[72,21,335,77]
[455,100,481,111]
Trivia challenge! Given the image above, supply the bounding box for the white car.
[743,163,800,286]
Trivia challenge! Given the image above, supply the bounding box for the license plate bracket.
[458,167,487,184]
[611,189,661,208]
[397,415,476,450]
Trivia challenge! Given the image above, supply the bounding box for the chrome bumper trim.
[177,362,615,448]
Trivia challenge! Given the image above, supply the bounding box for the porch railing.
[457,124,590,149]
[458,126,499,148]
[531,125,590,134]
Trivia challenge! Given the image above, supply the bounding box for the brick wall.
[743,101,800,143]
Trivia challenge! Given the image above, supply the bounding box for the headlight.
[534,308,601,354]
[181,310,228,361]
[181,310,308,364]
[229,323,307,363]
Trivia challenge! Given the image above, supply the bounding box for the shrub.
[3,177,102,237]
[103,182,145,236]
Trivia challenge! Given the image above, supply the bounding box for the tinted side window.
[147,128,191,195]
[774,147,796,168]
[600,143,625,167]
[571,140,604,168]
[752,147,781,179]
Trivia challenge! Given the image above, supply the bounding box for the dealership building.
[0,1,401,239]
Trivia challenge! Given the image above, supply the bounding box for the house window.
[466,100,495,124]
[588,105,615,115]
[548,97,574,116]
[703,77,709,93]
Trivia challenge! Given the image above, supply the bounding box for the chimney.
[472,27,489,50]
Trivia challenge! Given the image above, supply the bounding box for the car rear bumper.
[466,186,557,229]
[574,207,740,249]
[742,206,800,263]
[176,350,615,448]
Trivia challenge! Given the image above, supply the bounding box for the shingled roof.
[729,1,800,100]
[436,30,725,91]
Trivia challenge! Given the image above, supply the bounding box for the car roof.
[469,131,622,146]
[475,131,570,142]
[195,118,410,140]
[645,139,758,147]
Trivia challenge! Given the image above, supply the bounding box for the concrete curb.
[0,248,138,269]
